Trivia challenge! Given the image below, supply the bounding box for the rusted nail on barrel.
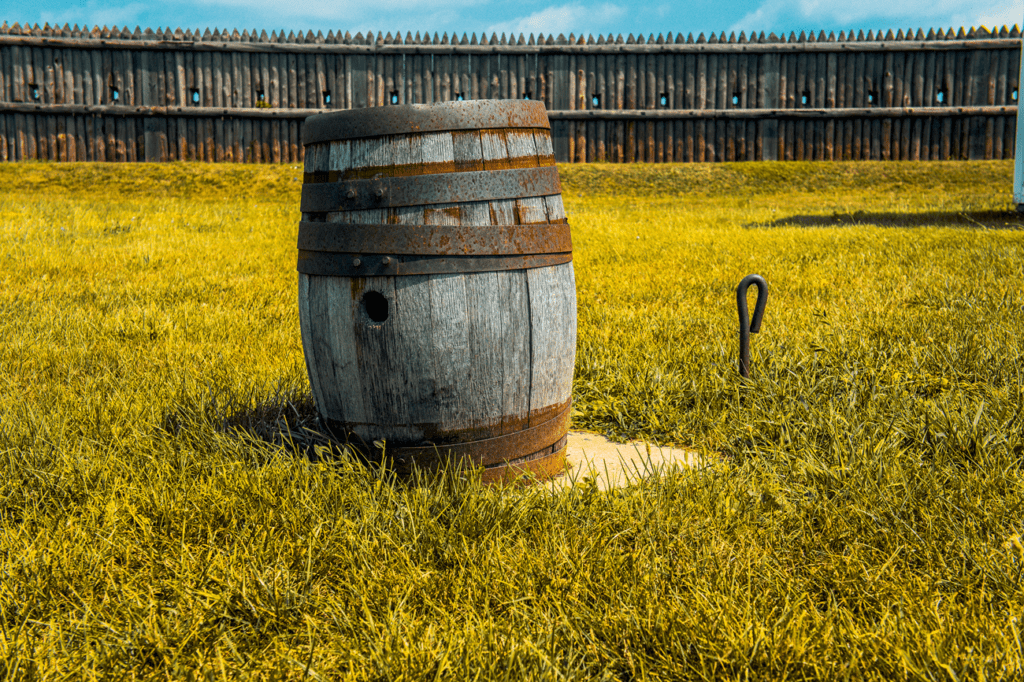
[297,100,576,484]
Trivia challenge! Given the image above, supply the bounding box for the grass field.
[1,160,1022,680]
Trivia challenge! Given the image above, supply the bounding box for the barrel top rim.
[302,100,551,145]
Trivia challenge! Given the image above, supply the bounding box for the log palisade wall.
[0,21,1020,164]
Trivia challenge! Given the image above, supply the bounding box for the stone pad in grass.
[554,431,700,490]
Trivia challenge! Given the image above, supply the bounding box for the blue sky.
[2,0,1019,41]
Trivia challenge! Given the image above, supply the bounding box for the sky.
[1,0,1020,43]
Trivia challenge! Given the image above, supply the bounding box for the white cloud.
[144,0,486,30]
[485,3,626,38]
[729,0,1021,34]
[976,0,1023,29]
[38,1,148,30]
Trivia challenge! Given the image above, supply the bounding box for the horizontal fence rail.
[0,21,1020,163]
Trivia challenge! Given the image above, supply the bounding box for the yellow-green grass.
[1,160,1022,680]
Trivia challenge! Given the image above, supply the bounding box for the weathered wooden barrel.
[297,100,576,484]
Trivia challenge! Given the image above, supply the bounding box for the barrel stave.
[527,263,577,418]
[350,275,421,442]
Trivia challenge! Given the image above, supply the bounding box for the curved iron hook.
[737,274,768,379]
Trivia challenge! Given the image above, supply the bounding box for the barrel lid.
[302,100,551,145]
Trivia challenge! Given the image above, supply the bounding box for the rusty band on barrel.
[297,221,572,256]
[302,100,551,145]
[297,250,572,276]
[352,402,571,469]
[303,153,556,184]
[477,437,568,485]
[300,167,562,213]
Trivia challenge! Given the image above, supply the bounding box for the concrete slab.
[554,431,702,490]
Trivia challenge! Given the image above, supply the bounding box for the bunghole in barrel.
[297,100,576,483]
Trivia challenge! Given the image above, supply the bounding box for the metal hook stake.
[737,274,768,379]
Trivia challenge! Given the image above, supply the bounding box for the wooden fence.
[0,21,1020,163]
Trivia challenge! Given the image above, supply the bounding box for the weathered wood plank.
[577,54,588,161]
[589,49,598,161]
[810,51,822,159]
[921,52,936,159]
[870,51,883,159]
[594,50,606,161]
[352,274,423,444]
[309,274,366,427]
[286,50,298,110]
[296,51,307,108]
[341,53,353,108]
[202,49,214,107]
[0,45,8,103]
[995,48,1009,158]
[392,274,439,432]
[908,50,923,159]
[939,50,953,159]
[314,52,326,108]
[172,51,185,158]
[74,112,87,161]
[968,49,990,159]
[495,269,531,433]
[290,114,300,162]
[515,51,526,101]
[851,50,864,159]
[463,270,507,434]
[410,53,422,103]
[402,48,413,104]
[719,50,732,161]
[528,50,539,105]
[783,51,796,160]
[680,52,691,161]
[648,51,659,161]
[262,51,273,107]
[40,45,55,104]
[896,51,910,160]
[709,52,722,161]
[794,51,807,159]
[823,50,839,159]
[0,115,8,162]
[325,53,338,109]
[11,45,25,103]
[240,117,251,162]
[422,50,434,104]
[498,46,509,100]
[694,51,706,162]
[185,54,198,157]
[297,273,330,415]
[308,52,319,108]
[39,50,54,159]
[13,112,26,160]
[437,49,449,102]
[527,262,576,417]
[58,45,73,107]
[427,273,472,432]
[762,52,779,160]
[24,109,37,160]
[795,47,811,157]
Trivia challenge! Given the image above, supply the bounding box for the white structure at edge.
[1016,20,1024,209]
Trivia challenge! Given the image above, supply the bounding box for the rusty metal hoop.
[302,99,551,144]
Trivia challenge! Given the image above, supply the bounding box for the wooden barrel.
[297,100,576,484]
